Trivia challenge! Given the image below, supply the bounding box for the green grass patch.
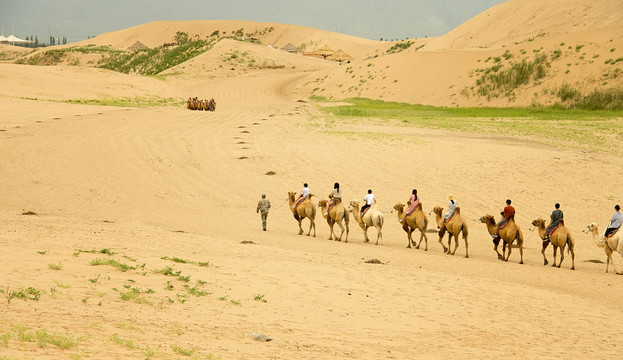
[90,258,136,272]
[48,262,63,270]
[171,345,195,356]
[313,97,623,153]
[386,40,413,54]
[7,287,41,303]
[97,38,215,75]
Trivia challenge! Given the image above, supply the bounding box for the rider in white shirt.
[361,189,375,216]
[293,183,310,208]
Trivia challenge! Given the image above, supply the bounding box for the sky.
[0,0,507,44]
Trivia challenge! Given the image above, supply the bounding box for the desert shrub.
[386,40,413,54]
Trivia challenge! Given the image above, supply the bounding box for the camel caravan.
[186,97,216,111]
[285,187,623,275]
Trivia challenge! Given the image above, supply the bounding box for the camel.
[479,214,524,264]
[584,223,622,274]
[432,206,469,257]
[209,98,216,112]
[186,97,193,110]
[288,192,316,237]
[393,202,428,250]
[349,200,384,245]
[531,218,575,270]
[318,199,349,242]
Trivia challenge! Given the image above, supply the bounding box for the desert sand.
[1,0,623,359]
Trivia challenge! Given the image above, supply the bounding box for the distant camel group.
[285,191,622,274]
[187,97,216,111]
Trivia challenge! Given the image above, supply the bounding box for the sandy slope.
[1,58,623,359]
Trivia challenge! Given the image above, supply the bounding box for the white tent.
[0,34,8,43]
[5,34,31,44]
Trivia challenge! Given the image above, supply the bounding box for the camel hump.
[558,219,565,226]
[508,213,515,221]
[415,203,423,211]
[455,207,461,215]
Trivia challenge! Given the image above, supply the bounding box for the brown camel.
[393,202,428,250]
[432,206,469,257]
[209,98,216,111]
[318,199,349,242]
[479,214,524,264]
[288,192,316,237]
[584,223,622,274]
[186,97,193,110]
[532,218,575,270]
[349,200,384,245]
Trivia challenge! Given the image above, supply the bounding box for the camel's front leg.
[363,226,370,243]
[493,238,503,260]
[437,235,448,253]
[449,234,457,255]
[408,228,416,248]
[297,219,304,235]
[541,241,549,265]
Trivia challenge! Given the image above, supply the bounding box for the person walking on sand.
[256,193,271,231]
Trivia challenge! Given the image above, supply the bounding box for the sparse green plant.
[7,287,41,303]
[37,249,48,255]
[230,300,241,305]
[48,262,63,270]
[254,294,265,301]
[110,334,136,349]
[171,345,195,356]
[90,258,136,272]
[386,40,413,54]
[35,329,76,349]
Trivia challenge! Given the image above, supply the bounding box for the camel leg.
[363,226,370,243]
[375,226,382,245]
[297,219,304,235]
[419,231,427,251]
[551,246,558,267]
[438,235,448,253]
[311,219,316,237]
[493,238,503,260]
[517,237,524,265]
[569,245,575,270]
[405,226,412,248]
[505,241,512,262]
[336,220,345,242]
[328,221,334,240]
[558,244,565,268]
[446,234,453,255]
[451,233,460,255]
[541,241,549,266]
[463,234,469,258]
[410,228,418,248]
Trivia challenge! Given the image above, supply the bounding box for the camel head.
[349,200,360,211]
[583,222,599,234]
[531,218,545,227]
[318,199,327,208]
[288,192,296,201]
[479,214,495,225]
[432,206,443,217]
[393,203,404,212]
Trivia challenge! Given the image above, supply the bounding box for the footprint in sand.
[238,156,248,160]
[240,130,250,133]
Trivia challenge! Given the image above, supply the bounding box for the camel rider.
[438,194,457,236]
[544,203,563,242]
[497,199,515,229]
[361,189,375,216]
[325,182,342,216]
[604,204,623,240]
[293,183,310,209]
[444,194,457,221]
[400,189,419,223]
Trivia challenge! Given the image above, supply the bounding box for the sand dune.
[1,0,623,358]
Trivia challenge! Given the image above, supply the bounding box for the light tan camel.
[349,200,384,245]
[532,218,575,270]
[479,214,524,264]
[584,223,622,274]
[318,199,349,242]
[432,206,469,257]
[288,192,316,237]
[393,202,428,250]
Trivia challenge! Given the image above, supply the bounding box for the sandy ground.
[1,0,623,357]
[1,60,622,359]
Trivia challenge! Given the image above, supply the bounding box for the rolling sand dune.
[1,0,623,358]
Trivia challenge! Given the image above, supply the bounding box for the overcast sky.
[0,0,506,43]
